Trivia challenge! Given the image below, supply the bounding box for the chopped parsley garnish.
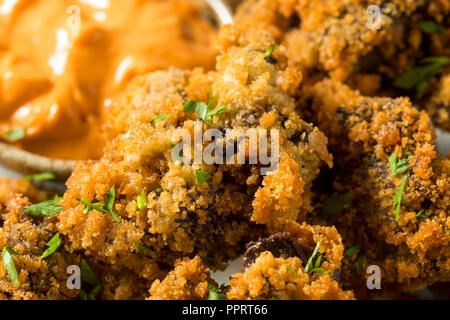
[322,193,352,217]
[135,243,149,255]
[287,265,298,277]
[41,233,62,259]
[80,284,101,300]
[81,197,107,214]
[394,56,450,98]
[393,175,408,221]
[24,172,56,182]
[389,152,411,176]
[420,20,445,34]
[80,259,101,300]
[3,127,25,142]
[416,209,428,220]
[154,187,162,193]
[22,196,63,217]
[150,114,170,125]
[310,252,329,275]
[183,88,226,123]
[136,190,147,211]
[1,246,20,285]
[195,169,211,183]
[311,267,329,275]
[207,283,227,300]
[264,46,277,58]
[305,240,324,273]
[354,256,366,273]
[81,186,121,223]
[344,244,362,258]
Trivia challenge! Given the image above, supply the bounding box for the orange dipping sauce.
[0,0,218,159]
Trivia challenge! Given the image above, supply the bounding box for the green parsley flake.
[287,265,298,277]
[416,209,428,220]
[22,196,63,217]
[81,197,106,214]
[24,172,56,182]
[136,191,147,211]
[311,268,329,275]
[1,246,20,285]
[344,244,362,258]
[3,127,25,142]
[354,256,366,273]
[41,233,62,259]
[183,88,226,123]
[80,259,101,300]
[81,259,100,286]
[135,243,149,255]
[154,187,163,193]
[322,193,352,217]
[207,283,227,300]
[394,56,450,98]
[151,114,170,125]
[305,240,323,273]
[264,46,277,58]
[80,284,101,300]
[420,20,445,34]
[81,186,120,223]
[389,152,411,176]
[393,175,408,221]
[195,169,212,183]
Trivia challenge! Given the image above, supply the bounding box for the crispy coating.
[148,223,354,301]
[303,79,449,294]
[0,187,150,300]
[0,193,79,299]
[57,27,333,286]
[232,0,424,81]
[227,222,353,300]
[227,252,354,300]
[233,0,450,129]
[148,256,211,300]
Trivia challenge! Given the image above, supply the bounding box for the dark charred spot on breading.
[241,232,309,272]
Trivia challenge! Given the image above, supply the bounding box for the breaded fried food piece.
[0,187,149,300]
[227,225,354,300]
[231,0,424,81]
[304,79,449,292]
[0,193,79,299]
[57,28,332,282]
[148,256,212,300]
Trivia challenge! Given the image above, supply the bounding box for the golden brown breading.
[148,256,211,300]
[232,0,424,81]
[0,193,79,299]
[303,79,449,294]
[0,188,150,300]
[56,27,333,285]
[233,0,450,130]
[227,223,353,300]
